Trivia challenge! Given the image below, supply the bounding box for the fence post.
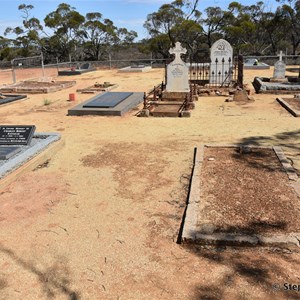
[41,52,45,77]
[11,59,16,83]
[237,55,244,88]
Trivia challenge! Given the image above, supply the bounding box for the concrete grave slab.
[0,133,63,188]
[118,65,152,73]
[244,58,270,70]
[83,92,133,108]
[0,94,27,105]
[58,63,96,75]
[253,77,300,94]
[68,92,144,116]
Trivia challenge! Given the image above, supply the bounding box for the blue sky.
[0,0,279,40]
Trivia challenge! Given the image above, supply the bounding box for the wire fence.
[0,57,168,84]
[1,54,300,85]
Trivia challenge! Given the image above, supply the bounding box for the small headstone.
[210,39,233,84]
[0,125,35,145]
[273,51,286,79]
[166,42,190,92]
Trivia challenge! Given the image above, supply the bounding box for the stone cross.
[279,51,283,61]
[169,42,187,64]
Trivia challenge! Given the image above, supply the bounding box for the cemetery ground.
[0,67,300,299]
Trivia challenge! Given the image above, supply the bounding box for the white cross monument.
[166,42,190,93]
[273,50,286,80]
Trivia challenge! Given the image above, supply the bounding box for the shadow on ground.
[238,129,300,151]
[234,129,300,174]
[186,223,300,299]
[0,243,80,299]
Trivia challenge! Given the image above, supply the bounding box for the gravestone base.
[162,91,188,101]
[270,78,288,83]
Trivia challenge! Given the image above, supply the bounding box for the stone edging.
[181,144,300,248]
[277,97,300,117]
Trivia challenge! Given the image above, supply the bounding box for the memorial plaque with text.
[0,125,36,145]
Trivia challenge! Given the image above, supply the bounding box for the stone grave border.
[276,97,300,117]
[0,81,76,94]
[0,133,64,189]
[181,144,300,248]
[76,83,118,94]
[253,77,300,94]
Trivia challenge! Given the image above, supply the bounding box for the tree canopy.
[1,1,300,62]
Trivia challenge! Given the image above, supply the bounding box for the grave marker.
[166,42,190,92]
[210,39,233,84]
[0,125,36,145]
[273,51,286,80]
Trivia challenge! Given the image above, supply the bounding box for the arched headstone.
[210,39,233,84]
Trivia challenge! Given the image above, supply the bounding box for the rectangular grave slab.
[118,66,152,73]
[253,76,300,94]
[0,94,27,105]
[0,146,21,160]
[83,92,133,108]
[68,92,144,116]
[0,125,36,145]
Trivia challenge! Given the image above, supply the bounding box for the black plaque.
[83,92,133,108]
[0,146,21,160]
[0,125,36,145]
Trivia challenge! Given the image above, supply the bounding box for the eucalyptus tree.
[275,0,300,54]
[80,13,137,61]
[143,0,203,59]
[4,4,43,58]
[44,3,85,60]
[220,1,278,55]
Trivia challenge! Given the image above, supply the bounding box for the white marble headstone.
[166,42,190,92]
[210,39,233,84]
[273,51,286,79]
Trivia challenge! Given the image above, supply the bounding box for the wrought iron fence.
[188,57,238,88]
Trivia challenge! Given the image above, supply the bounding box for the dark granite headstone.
[0,146,22,160]
[83,92,133,108]
[0,125,36,145]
